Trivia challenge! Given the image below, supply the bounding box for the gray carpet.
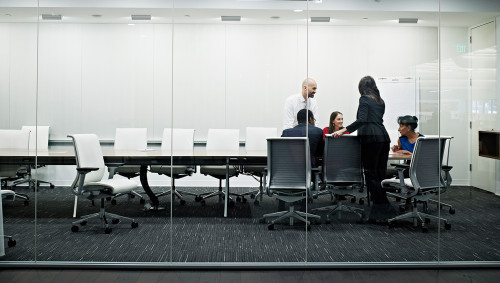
[1,185,499,263]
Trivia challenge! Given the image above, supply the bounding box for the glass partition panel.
[440,0,500,262]
[171,0,310,263]
[307,0,442,263]
[0,1,38,261]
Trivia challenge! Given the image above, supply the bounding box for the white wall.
[3,22,476,187]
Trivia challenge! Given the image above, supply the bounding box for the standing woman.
[333,76,395,222]
[323,111,349,138]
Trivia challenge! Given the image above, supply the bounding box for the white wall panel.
[0,24,11,128]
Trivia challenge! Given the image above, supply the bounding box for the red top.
[322,127,349,139]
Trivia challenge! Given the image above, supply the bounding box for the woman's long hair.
[328,111,344,134]
[358,76,384,104]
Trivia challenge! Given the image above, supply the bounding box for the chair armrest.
[77,167,99,174]
[441,165,453,171]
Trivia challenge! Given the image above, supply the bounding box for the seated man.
[282,109,324,168]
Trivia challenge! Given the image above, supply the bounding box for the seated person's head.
[297,109,315,126]
[397,115,418,135]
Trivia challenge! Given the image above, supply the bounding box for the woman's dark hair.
[328,111,344,134]
[397,115,419,131]
[358,76,384,104]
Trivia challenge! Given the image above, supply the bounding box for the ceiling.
[0,0,499,27]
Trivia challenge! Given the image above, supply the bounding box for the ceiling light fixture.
[293,10,303,13]
[131,15,151,20]
[311,17,330,23]
[221,16,241,22]
[399,18,418,24]
[270,16,280,20]
[41,14,62,20]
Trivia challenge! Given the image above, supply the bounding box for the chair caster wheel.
[449,208,455,214]
[180,199,186,205]
[140,198,146,204]
[8,239,16,247]
[242,197,247,204]
[306,225,311,231]
[80,221,87,226]
[195,196,202,202]
[106,197,112,201]
[250,194,255,199]
[200,200,206,206]
[358,199,364,205]
[421,226,429,233]
[229,200,235,208]
[424,218,431,224]
[236,197,241,202]
[254,200,259,206]
[104,227,112,234]
[351,197,356,203]
[130,194,135,199]
[267,224,275,230]
[112,219,120,224]
[259,218,266,224]
[24,200,29,206]
[50,184,55,188]
[444,223,451,230]
[71,225,79,232]
[111,199,117,205]
[131,222,139,228]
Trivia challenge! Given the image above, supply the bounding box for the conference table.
[0,146,411,218]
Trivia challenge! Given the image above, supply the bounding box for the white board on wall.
[376,77,417,143]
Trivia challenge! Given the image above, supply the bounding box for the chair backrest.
[22,126,50,151]
[114,128,147,150]
[323,135,364,186]
[245,127,278,152]
[69,134,105,183]
[0,129,30,149]
[267,137,310,190]
[160,128,195,152]
[409,136,450,191]
[206,129,240,153]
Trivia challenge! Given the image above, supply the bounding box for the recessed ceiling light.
[41,14,62,20]
[399,18,418,24]
[221,16,241,22]
[128,24,135,26]
[270,16,280,20]
[131,15,151,20]
[293,10,303,13]
[362,18,369,20]
[184,15,190,17]
[311,17,330,23]
[91,14,102,18]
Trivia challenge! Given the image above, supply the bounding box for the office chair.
[150,128,197,205]
[1,189,19,247]
[312,135,365,223]
[241,127,278,206]
[68,134,139,234]
[260,137,321,230]
[197,129,240,206]
[382,136,453,232]
[0,129,30,205]
[428,137,455,215]
[108,128,146,205]
[12,126,55,190]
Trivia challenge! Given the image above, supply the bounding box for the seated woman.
[391,115,423,155]
[323,111,349,139]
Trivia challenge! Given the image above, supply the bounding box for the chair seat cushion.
[200,165,238,177]
[381,177,413,188]
[150,165,191,175]
[84,179,138,195]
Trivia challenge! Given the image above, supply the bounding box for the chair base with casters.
[240,165,266,205]
[107,166,145,205]
[197,166,239,206]
[12,166,55,190]
[1,188,29,206]
[71,194,138,234]
[260,192,321,230]
[150,165,198,206]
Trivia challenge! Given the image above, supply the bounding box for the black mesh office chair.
[260,137,321,230]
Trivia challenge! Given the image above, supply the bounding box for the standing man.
[283,78,318,130]
[282,109,324,168]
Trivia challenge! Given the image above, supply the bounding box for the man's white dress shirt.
[283,93,318,130]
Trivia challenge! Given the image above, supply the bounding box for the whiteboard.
[376,77,417,144]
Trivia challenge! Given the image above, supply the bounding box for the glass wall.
[0,0,499,266]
